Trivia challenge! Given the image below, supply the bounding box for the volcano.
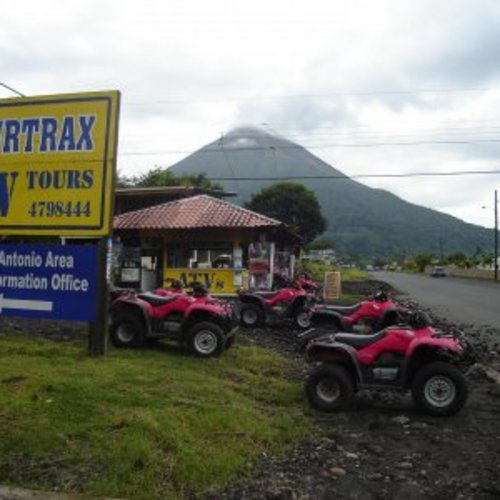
[168,126,492,259]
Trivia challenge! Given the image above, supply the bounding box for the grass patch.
[302,261,369,284]
[0,333,311,499]
[340,268,369,282]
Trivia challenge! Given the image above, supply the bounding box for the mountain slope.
[168,127,492,258]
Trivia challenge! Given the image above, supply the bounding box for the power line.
[0,82,25,97]
[121,125,500,144]
[0,155,496,181]
[125,86,495,106]
[119,137,500,156]
[203,169,500,181]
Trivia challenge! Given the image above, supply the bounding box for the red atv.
[109,283,238,357]
[238,279,313,329]
[306,288,401,335]
[305,311,475,416]
[295,273,321,299]
[273,273,320,299]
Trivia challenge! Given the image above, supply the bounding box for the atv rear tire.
[295,308,312,329]
[240,304,264,328]
[306,364,354,412]
[186,322,225,358]
[411,361,468,416]
[110,313,145,348]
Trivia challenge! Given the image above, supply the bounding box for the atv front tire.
[295,308,312,329]
[186,322,225,358]
[411,361,468,416]
[306,364,354,412]
[110,313,145,348]
[240,304,264,328]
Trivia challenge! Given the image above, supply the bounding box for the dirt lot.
[1,280,499,500]
[214,280,500,500]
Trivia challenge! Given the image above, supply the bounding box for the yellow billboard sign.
[0,90,120,236]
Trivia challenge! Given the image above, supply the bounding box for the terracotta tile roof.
[114,194,284,230]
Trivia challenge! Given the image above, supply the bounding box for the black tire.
[186,322,225,358]
[411,362,468,416]
[295,308,312,329]
[109,313,145,348]
[305,364,354,412]
[240,303,264,328]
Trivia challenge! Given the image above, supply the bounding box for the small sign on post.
[323,271,341,300]
[0,243,98,321]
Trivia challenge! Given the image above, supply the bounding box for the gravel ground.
[211,280,500,500]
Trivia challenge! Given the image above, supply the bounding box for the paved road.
[372,271,500,328]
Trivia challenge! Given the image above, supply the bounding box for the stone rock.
[410,422,429,430]
[365,444,384,455]
[330,467,347,476]
[397,461,413,470]
[390,415,411,425]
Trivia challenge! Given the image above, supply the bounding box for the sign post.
[0,90,120,356]
[323,271,341,300]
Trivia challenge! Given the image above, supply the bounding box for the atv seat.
[138,292,179,306]
[334,330,386,349]
[324,303,362,315]
[253,290,281,299]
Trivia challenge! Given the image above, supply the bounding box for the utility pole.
[495,189,498,282]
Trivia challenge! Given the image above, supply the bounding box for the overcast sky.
[2,0,500,228]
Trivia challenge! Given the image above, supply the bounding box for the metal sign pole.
[88,237,109,356]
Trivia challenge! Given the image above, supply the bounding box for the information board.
[0,243,98,321]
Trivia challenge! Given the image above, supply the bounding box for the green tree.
[413,252,435,273]
[307,237,335,251]
[446,252,470,268]
[117,167,223,192]
[245,182,326,243]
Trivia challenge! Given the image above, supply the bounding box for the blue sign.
[0,243,98,321]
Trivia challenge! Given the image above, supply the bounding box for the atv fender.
[375,307,399,330]
[309,309,343,330]
[407,336,464,359]
[238,294,266,308]
[401,342,462,388]
[307,340,362,385]
[182,308,234,338]
[110,300,153,337]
